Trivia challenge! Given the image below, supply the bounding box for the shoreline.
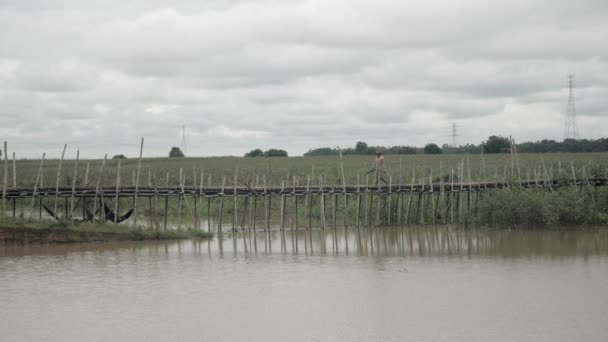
[0,225,213,245]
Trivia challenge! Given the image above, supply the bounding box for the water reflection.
[7,226,604,259]
[209,227,608,258]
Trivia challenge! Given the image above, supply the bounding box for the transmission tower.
[450,123,458,147]
[564,74,578,140]
[180,125,188,156]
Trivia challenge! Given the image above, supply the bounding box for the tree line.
[303,137,608,156]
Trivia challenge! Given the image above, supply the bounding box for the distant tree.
[264,149,288,157]
[424,143,442,154]
[355,141,368,153]
[112,154,127,159]
[169,147,185,158]
[245,148,264,157]
[484,135,511,153]
[304,147,340,156]
[386,145,417,155]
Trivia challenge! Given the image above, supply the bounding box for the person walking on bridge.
[366,152,388,185]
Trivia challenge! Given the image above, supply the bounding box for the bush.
[264,149,288,157]
[112,154,127,159]
[424,143,442,154]
[169,147,185,158]
[245,149,264,157]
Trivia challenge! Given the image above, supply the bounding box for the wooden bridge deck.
[4,178,607,199]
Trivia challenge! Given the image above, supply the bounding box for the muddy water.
[1,228,608,342]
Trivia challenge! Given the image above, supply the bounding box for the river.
[1,227,607,342]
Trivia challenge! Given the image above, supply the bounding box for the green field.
[7,152,608,188]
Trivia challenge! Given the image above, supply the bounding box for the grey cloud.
[0,0,607,157]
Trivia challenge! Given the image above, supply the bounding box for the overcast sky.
[1,0,607,158]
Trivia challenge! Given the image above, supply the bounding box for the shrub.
[169,147,185,158]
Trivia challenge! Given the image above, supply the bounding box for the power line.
[450,123,459,147]
[564,74,578,140]
[180,125,188,156]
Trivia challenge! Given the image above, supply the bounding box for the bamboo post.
[365,174,370,227]
[481,142,487,190]
[280,180,285,230]
[263,174,269,231]
[339,151,347,228]
[218,175,226,232]
[539,153,553,192]
[305,174,311,230]
[233,167,238,231]
[331,183,337,228]
[252,175,258,232]
[2,142,7,216]
[387,176,393,226]
[570,161,577,186]
[356,173,361,228]
[53,144,67,218]
[293,175,298,230]
[29,153,46,219]
[207,174,212,232]
[198,170,204,230]
[513,138,522,186]
[320,175,326,229]
[397,158,403,226]
[12,152,16,188]
[177,169,183,230]
[69,149,80,220]
[163,173,169,231]
[405,169,414,225]
[114,159,121,223]
[133,138,144,226]
[92,155,107,222]
[179,168,197,229]
[81,161,90,221]
[510,135,514,180]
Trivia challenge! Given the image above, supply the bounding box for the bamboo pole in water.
[177,171,182,230]
[405,168,414,225]
[386,176,393,226]
[293,175,298,230]
[356,173,361,228]
[320,175,326,229]
[365,174,370,227]
[69,149,80,220]
[92,155,107,222]
[252,175,258,232]
[207,174,212,232]
[306,174,311,230]
[539,153,553,192]
[233,168,238,232]
[163,173,169,231]
[53,144,67,218]
[397,158,403,226]
[82,162,90,221]
[133,138,144,226]
[30,153,46,219]
[12,152,16,188]
[1,142,7,216]
[218,175,226,232]
[114,158,121,223]
[280,180,285,230]
[340,151,347,228]
[331,183,337,229]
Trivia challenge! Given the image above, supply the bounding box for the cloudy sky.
[1,0,607,158]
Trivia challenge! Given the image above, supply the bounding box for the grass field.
[6,152,608,188]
